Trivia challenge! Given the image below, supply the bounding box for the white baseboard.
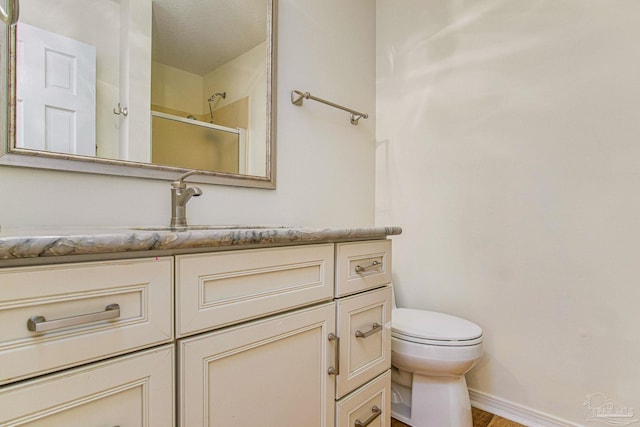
[469,388,582,427]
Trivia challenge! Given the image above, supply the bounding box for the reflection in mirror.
[2,0,276,188]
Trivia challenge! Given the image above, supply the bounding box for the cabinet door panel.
[336,286,392,398]
[179,302,336,427]
[0,257,173,385]
[0,345,174,426]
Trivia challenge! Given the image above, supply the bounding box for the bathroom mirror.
[0,0,276,188]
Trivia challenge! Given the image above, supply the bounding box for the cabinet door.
[0,344,174,426]
[179,302,336,427]
[336,286,392,398]
[337,371,391,427]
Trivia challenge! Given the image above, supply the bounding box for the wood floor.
[391,407,526,427]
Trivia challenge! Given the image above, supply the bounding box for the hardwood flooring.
[390,407,527,427]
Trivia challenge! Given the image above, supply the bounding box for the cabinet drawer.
[336,240,391,297]
[337,371,391,427]
[176,244,334,337]
[0,344,174,427]
[179,302,336,426]
[0,257,173,385]
[336,286,392,398]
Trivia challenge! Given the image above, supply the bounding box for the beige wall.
[376,0,640,425]
[151,62,204,116]
[0,0,376,229]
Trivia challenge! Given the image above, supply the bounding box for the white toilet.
[390,306,483,427]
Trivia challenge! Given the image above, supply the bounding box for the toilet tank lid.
[392,308,482,342]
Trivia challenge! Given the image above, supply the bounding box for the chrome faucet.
[170,171,203,228]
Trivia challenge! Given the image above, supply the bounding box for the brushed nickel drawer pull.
[354,405,382,427]
[354,260,380,273]
[328,333,340,375]
[27,304,121,333]
[355,322,382,339]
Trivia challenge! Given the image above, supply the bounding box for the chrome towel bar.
[291,90,368,125]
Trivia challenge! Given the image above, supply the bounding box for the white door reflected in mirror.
[16,23,96,156]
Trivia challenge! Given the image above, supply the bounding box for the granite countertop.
[0,225,402,263]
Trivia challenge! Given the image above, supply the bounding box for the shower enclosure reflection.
[149,5,268,177]
[151,101,248,174]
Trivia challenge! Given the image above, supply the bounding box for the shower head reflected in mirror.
[208,92,226,102]
[208,92,227,123]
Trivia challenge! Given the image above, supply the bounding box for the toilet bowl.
[391,308,483,427]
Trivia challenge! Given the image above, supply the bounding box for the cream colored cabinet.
[0,237,393,427]
[0,344,174,426]
[179,302,337,427]
[0,257,174,385]
[334,240,393,427]
[176,244,337,426]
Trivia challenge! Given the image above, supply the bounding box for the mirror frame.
[0,0,277,189]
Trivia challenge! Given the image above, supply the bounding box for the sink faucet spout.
[170,171,203,228]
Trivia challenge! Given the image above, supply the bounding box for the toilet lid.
[392,308,482,345]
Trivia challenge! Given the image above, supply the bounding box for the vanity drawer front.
[0,257,173,385]
[336,371,391,427]
[336,286,392,399]
[336,240,392,297]
[0,344,174,427]
[176,243,334,337]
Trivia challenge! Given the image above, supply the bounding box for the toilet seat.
[392,308,483,346]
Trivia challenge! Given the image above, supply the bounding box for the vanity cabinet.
[0,234,394,427]
[334,240,393,427]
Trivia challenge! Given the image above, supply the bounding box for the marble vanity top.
[0,225,402,264]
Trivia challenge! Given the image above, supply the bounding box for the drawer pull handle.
[27,304,121,333]
[355,260,380,273]
[354,405,382,427]
[355,322,382,339]
[327,333,340,376]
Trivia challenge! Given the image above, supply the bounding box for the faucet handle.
[172,170,198,189]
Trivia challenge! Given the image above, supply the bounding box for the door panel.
[16,22,96,155]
